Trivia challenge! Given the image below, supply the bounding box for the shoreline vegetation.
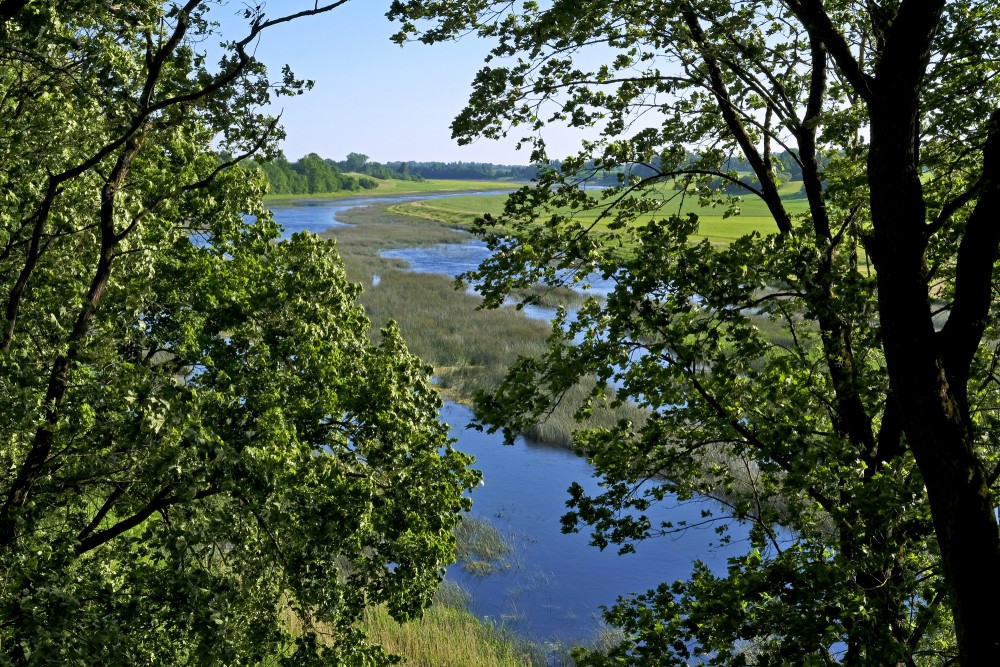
[326,201,647,447]
[361,517,550,667]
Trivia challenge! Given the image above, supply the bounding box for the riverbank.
[264,177,518,204]
[325,202,646,447]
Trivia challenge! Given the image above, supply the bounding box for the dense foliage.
[255,150,541,194]
[0,3,477,664]
[253,152,380,194]
[391,0,1000,664]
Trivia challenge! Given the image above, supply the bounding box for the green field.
[264,177,517,203]
[390,180,811,245]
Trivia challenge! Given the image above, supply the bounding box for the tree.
[390,0,1000,664]
[343,152,371,173]
[0,3,477,664]
[295,152,344,193]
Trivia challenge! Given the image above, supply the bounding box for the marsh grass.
[353,581,546,667]
[455,515,516,576]
[284,526,543,666]
[362,592,548,667]
[324,204,647,447]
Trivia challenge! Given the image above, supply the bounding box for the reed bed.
[455,515,516,576]
[362,582,547,667]
[361,605,544,667]
[325,204,647,448]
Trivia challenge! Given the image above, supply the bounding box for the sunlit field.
[390,180,811,245]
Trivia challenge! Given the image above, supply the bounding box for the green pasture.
[390,180,811,245]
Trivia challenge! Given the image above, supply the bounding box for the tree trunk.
[869,100,1000,665]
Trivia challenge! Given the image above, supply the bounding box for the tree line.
[253,150,540,194]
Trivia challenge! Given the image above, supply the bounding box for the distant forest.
[252,150,809,196]
[252,151,539,195]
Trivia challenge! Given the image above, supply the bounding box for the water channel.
[270,194,748,647]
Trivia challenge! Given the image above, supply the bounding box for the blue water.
[381,241,618,299]
[269,190,512,238]
[441,402,745,644]
[382,241,492,280]
[270,195,747,646]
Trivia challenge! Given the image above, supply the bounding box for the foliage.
[390,0,1000,664]
[253,152,360,195]
[0,3,478,664]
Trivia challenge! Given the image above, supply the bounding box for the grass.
[455,515,516,576]
[389,180,811,246]
[363,582,547,667]
[361,519,543,666]
[264,178,516,203]
[282,517,543,666]
[325,203,648,447]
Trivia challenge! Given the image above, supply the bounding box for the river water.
[270,195,747,646]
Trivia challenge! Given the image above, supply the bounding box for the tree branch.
[940,109,1000,396]
[785,0,876,104]
[75,485,221,555]
[682,8,793,235]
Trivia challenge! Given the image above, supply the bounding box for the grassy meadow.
[390,179,811,245]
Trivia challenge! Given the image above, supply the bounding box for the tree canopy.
[0,3,477,664]
[390,0,1000,664]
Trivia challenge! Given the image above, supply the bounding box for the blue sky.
[212,2,549,165]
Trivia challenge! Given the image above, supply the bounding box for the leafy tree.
[0,3,477,664]
[259,156,294,194]
[294,152,345,193]
[390,0,1000,664]
[343,152,371,173]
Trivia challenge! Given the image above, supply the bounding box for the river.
[270,193,747,647]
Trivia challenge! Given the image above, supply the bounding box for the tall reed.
[326,203,648,448]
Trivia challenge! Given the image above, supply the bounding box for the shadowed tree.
[390,0,1000,664]
[0,3,477,664]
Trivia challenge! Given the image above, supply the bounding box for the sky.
[209,2,557,166]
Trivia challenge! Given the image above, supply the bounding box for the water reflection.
[441,402,745,644]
